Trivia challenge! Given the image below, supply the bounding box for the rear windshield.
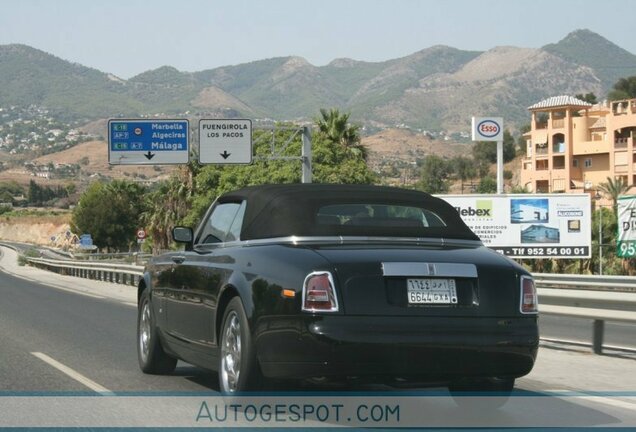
[317,204,446,228]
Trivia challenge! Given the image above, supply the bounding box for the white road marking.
[31,352,113,394]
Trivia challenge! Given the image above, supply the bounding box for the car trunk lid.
[310,243,519,317]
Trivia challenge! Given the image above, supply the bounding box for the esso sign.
[478,121,500,137]
[471,117,504,142]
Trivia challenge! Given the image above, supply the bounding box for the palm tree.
[315,108,366,159]
[597,176,630,210]
[141,166,194,253]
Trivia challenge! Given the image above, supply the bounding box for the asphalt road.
[0,270,217,393]
[0,262,635,427]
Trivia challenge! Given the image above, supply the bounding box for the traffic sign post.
[136,228,146,245]
[472,117,504,194]
[199,119,252,164]
[108,119,189,165]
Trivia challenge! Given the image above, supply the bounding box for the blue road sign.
[79,234,93,247]
[108,119,189,165]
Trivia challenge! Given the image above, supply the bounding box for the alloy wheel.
[139,301,151,364]
[220,311,242,392]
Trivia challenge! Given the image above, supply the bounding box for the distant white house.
[511,204,548,223]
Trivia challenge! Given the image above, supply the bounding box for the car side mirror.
[172,227,193,250]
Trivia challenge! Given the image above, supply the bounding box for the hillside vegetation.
[2,30,636,131]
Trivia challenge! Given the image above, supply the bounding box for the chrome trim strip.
[382,262,478,278]
[194,236,483,251]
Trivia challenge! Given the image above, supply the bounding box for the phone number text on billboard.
[494,246,590,258]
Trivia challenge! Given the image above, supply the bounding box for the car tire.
[137,289,177,374]
[448,377,515,409]
[218,297,261,393]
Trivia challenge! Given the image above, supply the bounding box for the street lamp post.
[595,192,603,275]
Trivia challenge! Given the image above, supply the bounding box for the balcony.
[573,140,611,155]
[535,146,548,155]
[535,122,548,130]
[615,165,628,174]
[615,138,629,149]
[552,119,565,129]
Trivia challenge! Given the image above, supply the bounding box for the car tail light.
[520,276,538,314]
[302,271,339,312]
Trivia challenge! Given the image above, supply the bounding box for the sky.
[2,0,636,79]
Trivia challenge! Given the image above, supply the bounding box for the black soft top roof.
[218,184,479,241]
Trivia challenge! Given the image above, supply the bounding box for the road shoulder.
[0,246,137,306]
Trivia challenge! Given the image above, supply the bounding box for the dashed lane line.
[31,352,113,395]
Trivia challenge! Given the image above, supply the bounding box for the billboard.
[617,195,636,258]
[438,194,592,258]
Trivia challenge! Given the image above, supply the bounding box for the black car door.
[166,201,246,351]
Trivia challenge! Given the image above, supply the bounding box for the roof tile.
[528,95,593,110]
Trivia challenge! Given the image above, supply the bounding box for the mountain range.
[1,29,636,132]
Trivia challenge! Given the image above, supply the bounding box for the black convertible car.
[137,184,538,395]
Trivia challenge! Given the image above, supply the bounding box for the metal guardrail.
[533,272,636,292]
[535,273,636,354]
[71,252,152,265]
[25,257,144,287]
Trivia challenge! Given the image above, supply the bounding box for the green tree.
[27,180,41,205]
[608,76,636,100]
[472,129,516,165]
[477,175,497,193]
[451,156,476,194]
[315,108,366,159]
[597,176,630,210]
[575,92,598,104]
[416,155,451,194]
[142,163,198,252]
[71,180,146,250]
[180,126,375,230]
[517,124,531,156]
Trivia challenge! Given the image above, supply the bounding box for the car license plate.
[407,278,458,304]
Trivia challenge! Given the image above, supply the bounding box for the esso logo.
[478,120,501,138]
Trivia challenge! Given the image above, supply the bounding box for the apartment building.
[520,95,636,196]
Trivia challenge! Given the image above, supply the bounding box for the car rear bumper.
[255,315,538,381]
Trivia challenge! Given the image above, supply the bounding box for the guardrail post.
[593,320,605,354]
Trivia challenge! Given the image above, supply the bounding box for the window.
[584,158,592,168]
[572,159,579,168]
[198,202,245,244]
[317,204,446,228]
[226,201,247,242]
